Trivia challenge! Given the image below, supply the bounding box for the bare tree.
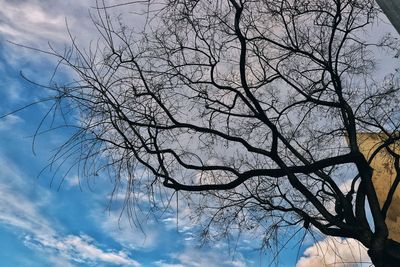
[35,0,400,266]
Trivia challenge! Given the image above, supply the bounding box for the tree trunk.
[369,239,400,267]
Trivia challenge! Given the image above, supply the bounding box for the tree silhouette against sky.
[34,1,400,266]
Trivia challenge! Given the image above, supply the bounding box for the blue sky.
[0,1,397,266]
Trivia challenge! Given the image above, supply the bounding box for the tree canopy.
[34,0,400,266]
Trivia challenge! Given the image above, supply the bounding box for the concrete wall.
[376,0,400,34]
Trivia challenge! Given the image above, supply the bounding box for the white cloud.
[154,262,186,267]
[0,153,141,266]
[0,78,24,103]
[24,233,141,267]
[0,0,98,91]
[155,248,247,267]
[99,185,197,250]
[0,157,54,235]
[0,0,92,46]
[0,0,149,61]
[62,174,81,189]
[0,114,23,130]
[297,237,371,267]
[99,208,160,250]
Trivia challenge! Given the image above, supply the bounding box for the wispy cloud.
[0,0,94,46]
[0,154,141,266]
[0,0,101,91]
[0,114,23,130]
[24,233,141,267]
[154,248,247,267]
[62,174,81,189]
[99,208,160,250]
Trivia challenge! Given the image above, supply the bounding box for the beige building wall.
[357,133,400,242]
